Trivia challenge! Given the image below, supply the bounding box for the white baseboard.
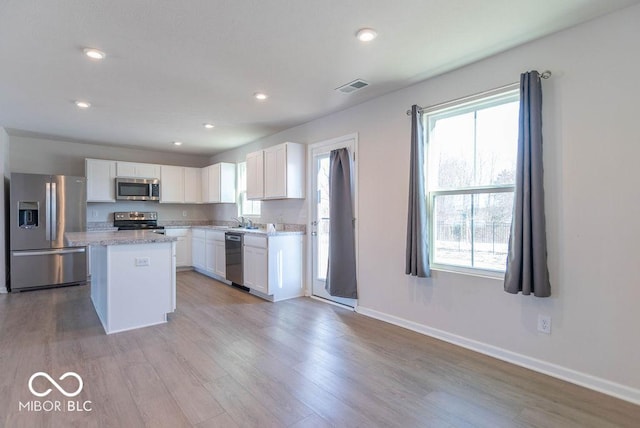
[356,305,640,405]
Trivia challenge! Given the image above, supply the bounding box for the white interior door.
[310,134,357,308]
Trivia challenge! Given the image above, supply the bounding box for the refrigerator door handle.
[45,182,51,241]
[51,182,57,241]
[13,248,86,257]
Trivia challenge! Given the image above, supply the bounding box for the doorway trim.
[306,132,359,309]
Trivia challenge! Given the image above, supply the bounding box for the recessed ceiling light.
[83,48,106,60]
[173,141,183,146]
[254,92,268,101]
[356,28,377,42]
[203,123,215,129]
[75,100,91,109]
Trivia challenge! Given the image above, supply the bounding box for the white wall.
[9,135,215,223]
[10,135,209,175]
[0,128,9,293]
[209,5,640,402]
[212,198,306,226]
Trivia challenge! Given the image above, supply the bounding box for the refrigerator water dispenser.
[18,201,39,228]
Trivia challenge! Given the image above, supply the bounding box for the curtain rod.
[406,70,552,115]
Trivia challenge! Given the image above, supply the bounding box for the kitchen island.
[65,230,177,334]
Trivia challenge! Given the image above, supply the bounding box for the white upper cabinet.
[160,166,202,204]
[202,162,236,203]
[86,159,117,202]
[207,164,221,202]
[116,161,160,179]
[159,165,185,203]
[246,150,264,200]
[247,142,305,200]
[86,158,231,205]
[184,167,202,203]
[264,144,287,199]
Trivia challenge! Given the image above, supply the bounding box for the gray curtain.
[405,105,430,277]
[325,148,357,298]
[504,71,551,297]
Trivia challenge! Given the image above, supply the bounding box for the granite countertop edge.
[66,231,177,247]
[85,224,306,236]
[188,226,305,236]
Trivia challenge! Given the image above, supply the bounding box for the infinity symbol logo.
[28,372,84,398]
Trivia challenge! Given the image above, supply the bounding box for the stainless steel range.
[114,212,165,232]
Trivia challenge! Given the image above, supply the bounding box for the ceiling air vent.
[335,79,369,94]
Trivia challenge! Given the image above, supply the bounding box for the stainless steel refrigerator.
[9,173,87,291]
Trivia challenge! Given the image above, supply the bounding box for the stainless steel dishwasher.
[225,232,243,285]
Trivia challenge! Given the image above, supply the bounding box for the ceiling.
[1,0,638,156]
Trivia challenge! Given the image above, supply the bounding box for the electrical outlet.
[92,210,98,218]
[135,257,150,267]
[537,314,551,334]
[182,210,187,217]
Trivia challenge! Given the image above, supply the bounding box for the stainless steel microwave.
[115,177,160,201]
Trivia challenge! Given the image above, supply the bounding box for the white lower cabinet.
[191,229,206,270]
[165,229,191,268]
[243,237,268,293]
[191,228,226,280]
[213,234,226,277]
[190,228,303,302]
[243,234,303,302]
[205,231,216,274]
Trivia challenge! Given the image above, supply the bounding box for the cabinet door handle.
[311,232,317,236]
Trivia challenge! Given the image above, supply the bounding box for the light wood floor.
[1,271,638,427]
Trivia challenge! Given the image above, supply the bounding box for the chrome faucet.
[232,216,245,227]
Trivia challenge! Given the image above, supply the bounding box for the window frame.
[236,161,261,217]
[423,84,519,278]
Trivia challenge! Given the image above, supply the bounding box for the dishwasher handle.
[226,234,242,242]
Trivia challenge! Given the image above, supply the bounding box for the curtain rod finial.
[540,70,552,79]
[407,106,424,116]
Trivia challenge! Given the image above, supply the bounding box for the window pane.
[472,192,512,271]
[475,101,518,186]
[237,162,261,216]
[432,194,472,267]
[428,112,475,189]
[316,155,330,280]
[237,162,247,192]
[426,89,518,273]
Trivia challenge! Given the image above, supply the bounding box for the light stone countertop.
[66,230,177,247]
[189,225,305,236]
[85,223,306,236]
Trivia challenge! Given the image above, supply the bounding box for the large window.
[425,87,519,273]
[237,161,261,217]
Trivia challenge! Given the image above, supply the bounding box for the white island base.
[90,241,176,334]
